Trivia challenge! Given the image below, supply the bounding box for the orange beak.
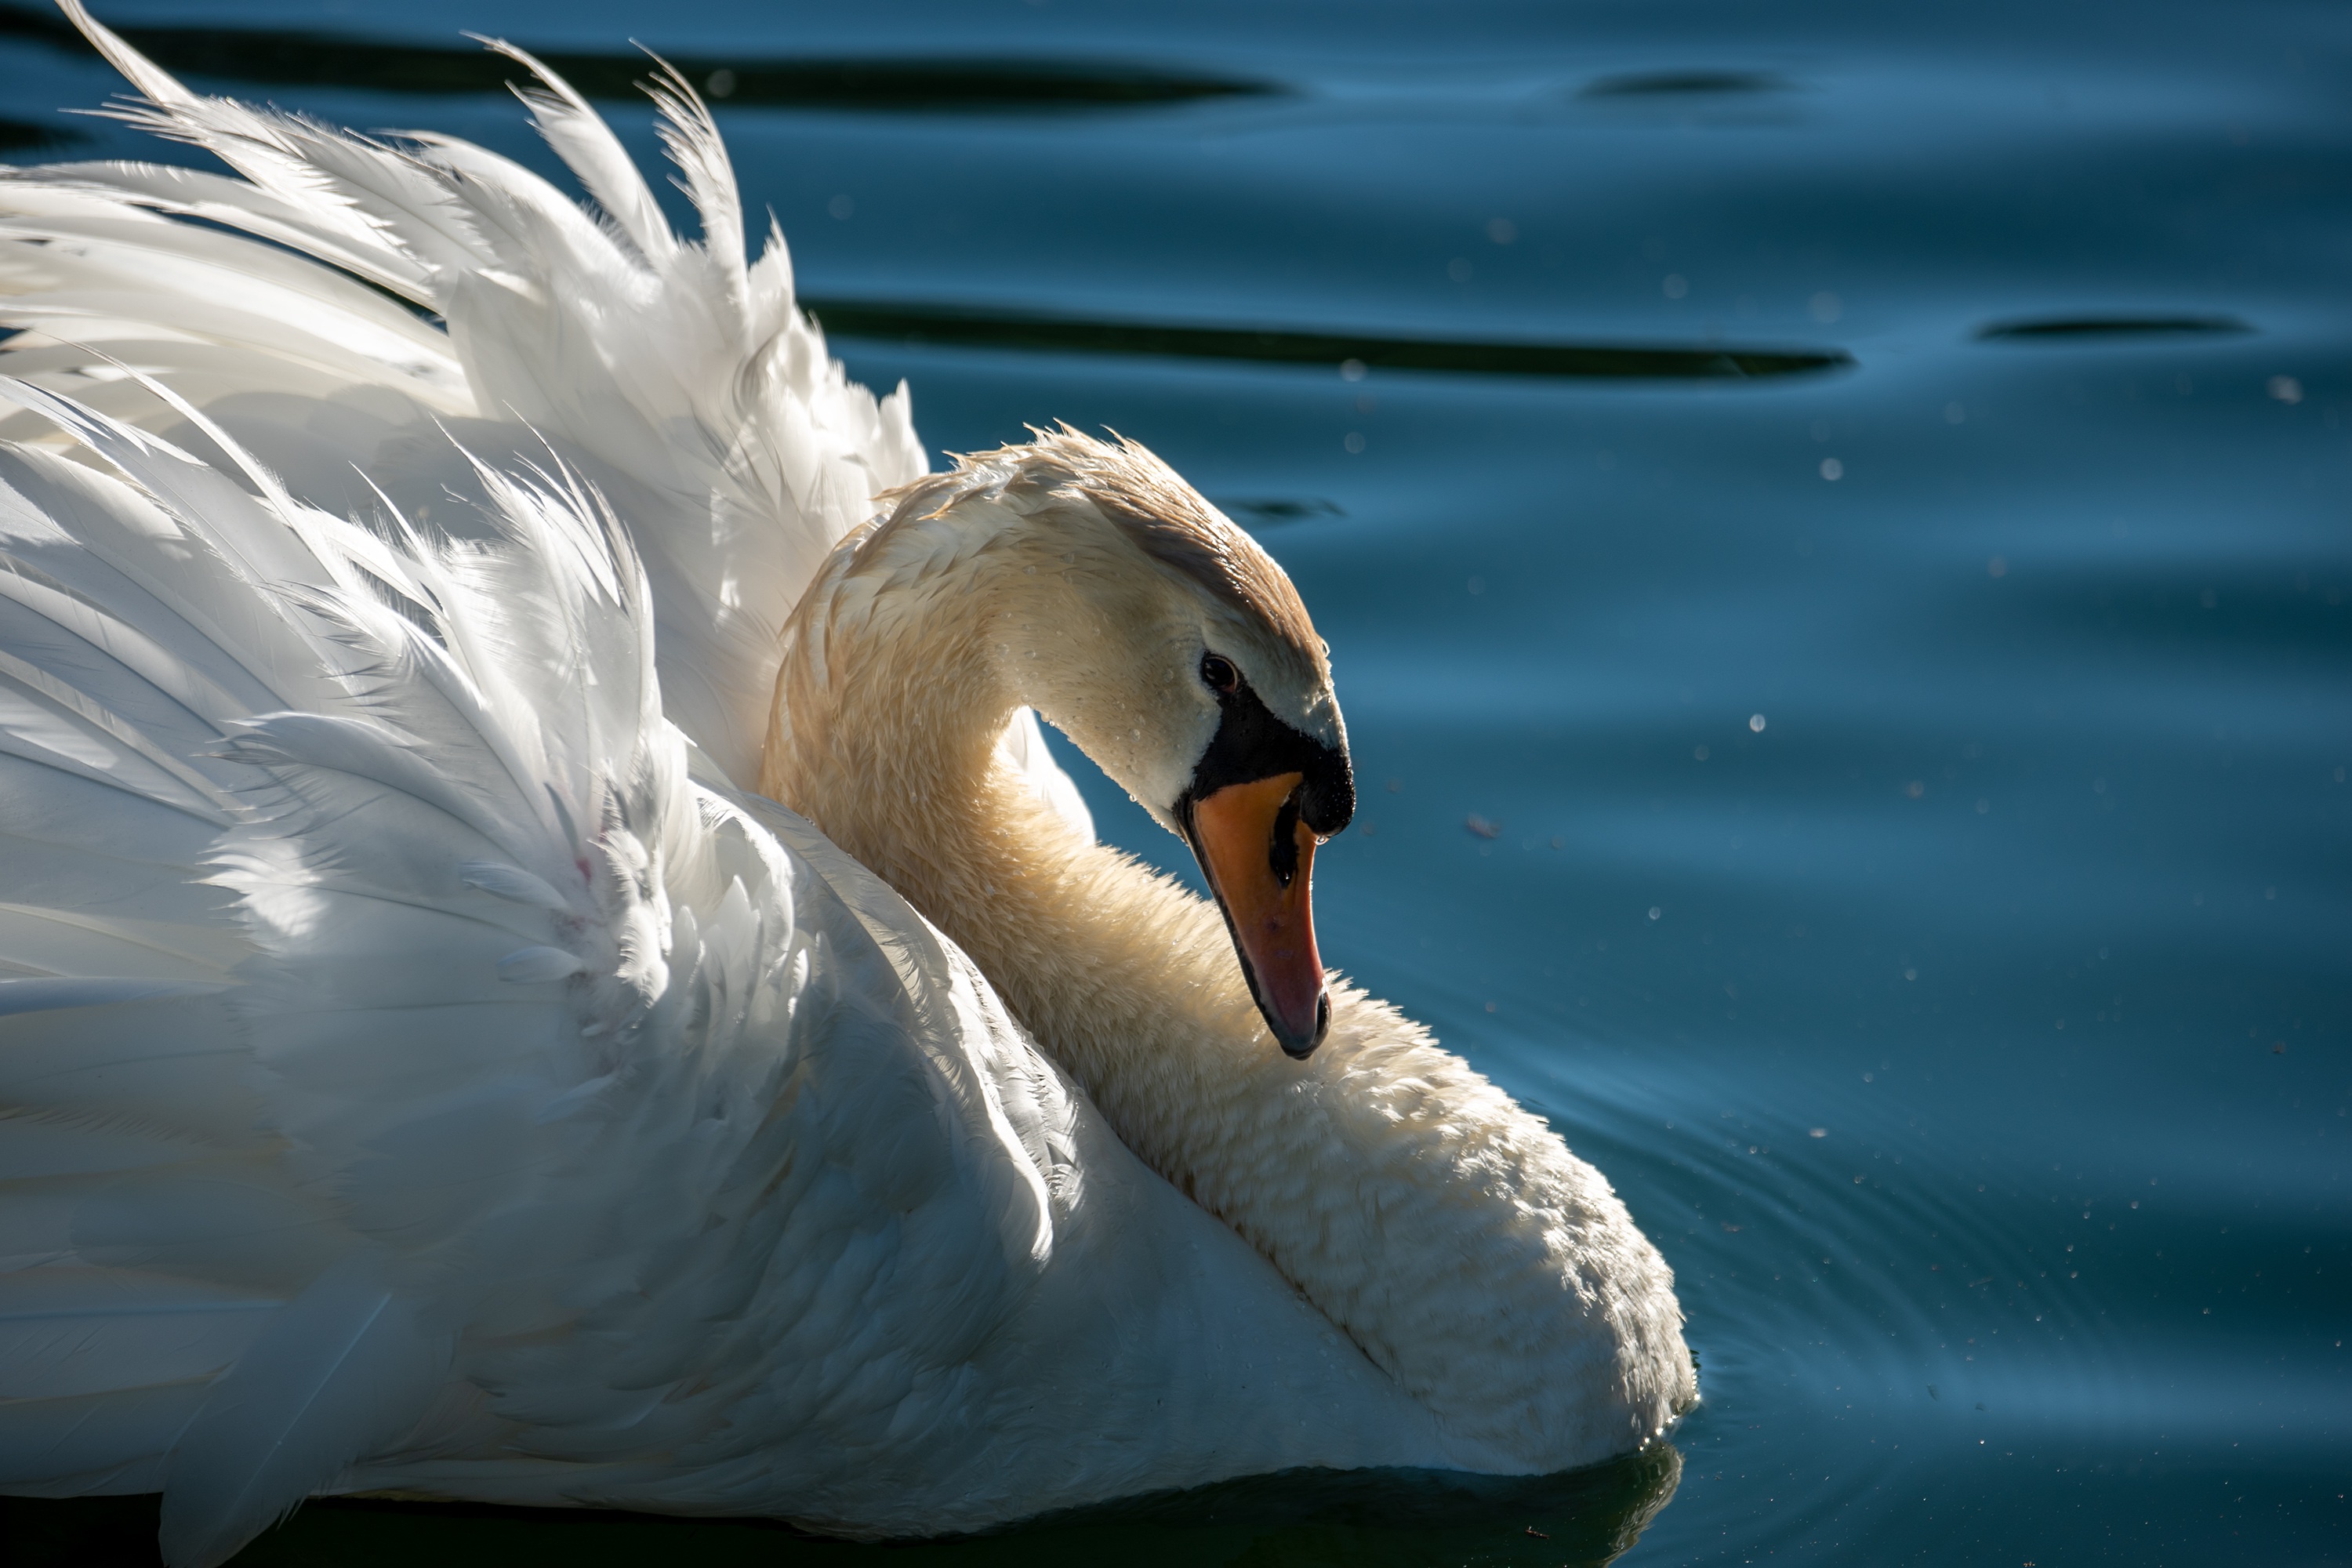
[1185,771,1329,1056]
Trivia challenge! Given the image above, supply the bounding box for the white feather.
[476,38,674,267]
[458,861,569,910]
[0,1269,278,1400]
[158,1249,448,1568]
[495,946,586,984]
[0,1383,209,1488]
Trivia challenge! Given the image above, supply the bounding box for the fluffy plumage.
[0,377,1466,1566]
[3,0,922,794]
[0,9,1692,1565]
[764,437,1693,1465]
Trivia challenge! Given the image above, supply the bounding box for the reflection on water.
[10,1450,1682,1567]
[1577,71,1791,100]
[1974,315,2254,341]
[0,0,1276,110]
[2,0,2347,1563]
[0,118,68,151]
[810,299,1853,379]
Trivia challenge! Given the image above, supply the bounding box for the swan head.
[871,426,1353,1056]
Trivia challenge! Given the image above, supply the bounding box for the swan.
[0,6,1694,1565]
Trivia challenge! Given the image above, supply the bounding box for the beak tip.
[1272,989,1331,1060]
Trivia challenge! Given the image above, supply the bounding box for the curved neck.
[759,511,1692,1465]
[760,510,1272,1120]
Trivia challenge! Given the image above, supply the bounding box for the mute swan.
[0,6,1694,1566]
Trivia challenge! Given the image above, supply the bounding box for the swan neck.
[761,511,1251,1109]
[759,513,1697,1467]
[762,546,1019,872]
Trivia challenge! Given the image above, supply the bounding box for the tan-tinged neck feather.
[760,480,1693,1472]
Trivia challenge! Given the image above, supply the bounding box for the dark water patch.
[806,299,1852,381]
[0,5,1273,113]
[1981,566,2352,662]
[978,1450,1682,1566]
[0,118,77,152]
[1213,496,1345,527]
[677,60,1273,114]
[1976,315,2254,342]
[1580,70,1791,98]
[0,1449,1679,1567]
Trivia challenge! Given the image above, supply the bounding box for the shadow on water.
[805,299,1855,381]
[1577,70,1792,98]
[0,2,1275,111]
[1973,314,2254,341]
[1213,496,1348,527]
[0,118,76,151]
[2,1446,1682,1568]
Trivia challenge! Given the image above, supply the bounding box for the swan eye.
[1200,652,1239,694]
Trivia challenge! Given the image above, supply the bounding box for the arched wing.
[0,381,1066,1565]
[1,0,927,793]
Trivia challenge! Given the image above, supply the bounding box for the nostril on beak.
[1269,789,1304,887]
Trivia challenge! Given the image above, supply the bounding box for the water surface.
[2,2,2346,1563]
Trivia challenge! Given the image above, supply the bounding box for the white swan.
[0,7,1693,1566]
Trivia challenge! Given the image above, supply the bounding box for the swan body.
[0,7,1693,1565]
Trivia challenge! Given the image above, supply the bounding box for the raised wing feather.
[3,1,927,794]
[4,5,1094,835]
[0,380,1066,1563]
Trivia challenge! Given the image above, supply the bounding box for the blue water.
[2,2,2346,1563]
